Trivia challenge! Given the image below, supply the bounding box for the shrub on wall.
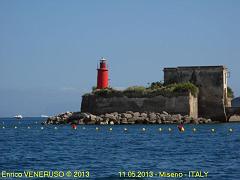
[148,81,164,89]
[84,82,198,98]
[123,86,146,97]
[93,88,123,98]
[170,82,198,97]
[227,86,234,98]
[147,82,198,97]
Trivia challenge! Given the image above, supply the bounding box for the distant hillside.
[232,97,240,107]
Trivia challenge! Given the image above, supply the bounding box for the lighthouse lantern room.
[97,58,109,89]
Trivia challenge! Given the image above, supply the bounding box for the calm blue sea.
[0,118,240,180]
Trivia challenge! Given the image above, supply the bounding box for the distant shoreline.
[0,117,48,119]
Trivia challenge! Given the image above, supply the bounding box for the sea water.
[0,118,240,179]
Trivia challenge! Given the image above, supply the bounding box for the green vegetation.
[146,82,198,97]
[148,81,164,89]
[227,86,234,98]
[92,86,97,91]
[123,86,146,98]
[84,82,199,98]
[93,88,123,98]
[171,82,198,96]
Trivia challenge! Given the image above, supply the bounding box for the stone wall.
[81,92,198,118]
[164,66,228,121]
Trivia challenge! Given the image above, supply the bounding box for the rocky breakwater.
[43,111,212,125]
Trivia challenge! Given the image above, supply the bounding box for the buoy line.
[0,125,236,133]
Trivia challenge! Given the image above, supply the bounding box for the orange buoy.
[177,124,185,132]
[71,124,77,130]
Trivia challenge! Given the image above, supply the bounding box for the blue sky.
[0,0,239,117]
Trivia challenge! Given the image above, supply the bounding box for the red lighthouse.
[97,58,109,89]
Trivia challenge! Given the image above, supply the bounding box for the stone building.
[81,64,232,122]
[164,66,229,121]
[81,92,198,118]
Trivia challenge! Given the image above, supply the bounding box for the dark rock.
[86,120,96,125]
[157,119,162,124]
[121,118,128,124]
[162,111,168,115]
[112,112,119,116]
[121,113,132,119]
[206,119,212,123]
[149,119,156,124]
[126,111,134,114]
[133,112,140,117]
[90,114,97,121]
[165,115,173,121]
[190,118,199,124]
[81,113,91,119]
[78,119,84,125]
[149,113,157,121]
[140,112,148,118]
[160,114,166,121]
[183,116,192,123]
[127,118,136,124]
[43,111,212,125]
[100,121,108,125]
[135,117,145,124]
[105,113,116,120]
